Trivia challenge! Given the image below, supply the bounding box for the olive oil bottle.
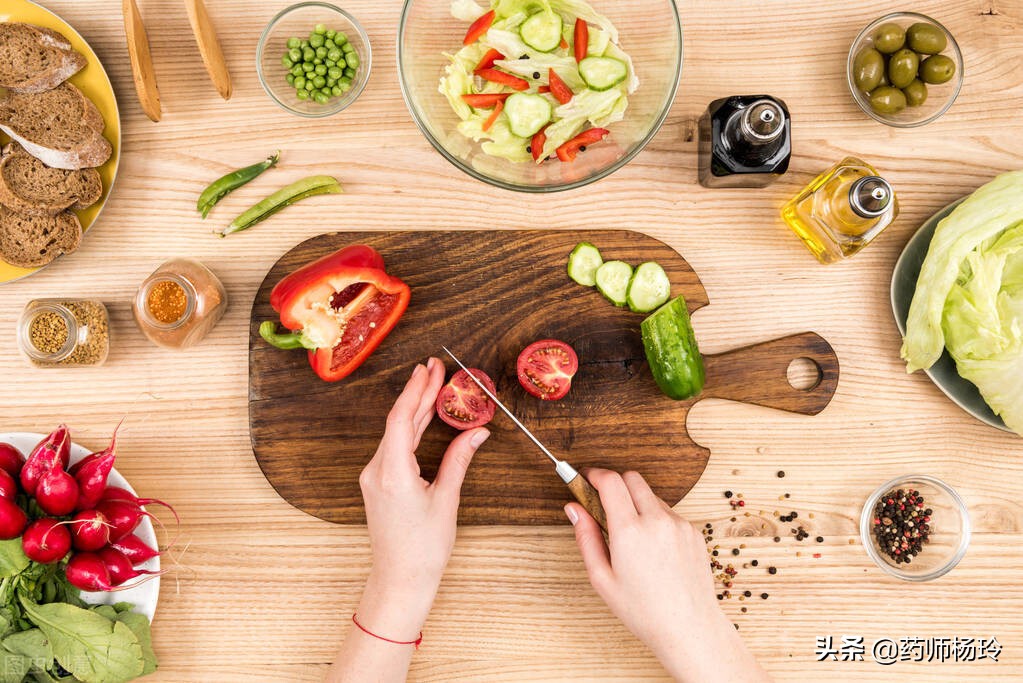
[780,157,898,264]
[698,95,791,188]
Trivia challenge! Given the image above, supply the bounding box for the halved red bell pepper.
[461,93,510,108]
[464,10,495,46]
[473,48,505,73]
[531,125,549,163]
[476,68,530,92]
[556,127,609,162]
[548,68,573,105]
[260,245,411,382]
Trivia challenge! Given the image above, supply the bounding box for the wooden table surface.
[2,0,1022,681]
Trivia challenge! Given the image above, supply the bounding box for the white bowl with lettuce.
[896,170,1023,435]
[397,0,682,192]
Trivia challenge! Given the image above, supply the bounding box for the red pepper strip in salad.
[482,99,504,132]
[261,245,411,382]
[560,37,569,50]
[556,127,609,162]
[574,19,589,63]
[476,68,530,91]
[461,93,511,108]
[537,85,551,93]
[531,125,549,162]
[548,69,573,105]
[464,10,495,46]
[473,48,505,73]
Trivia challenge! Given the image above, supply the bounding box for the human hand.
[356,358,489,641]
[566,470,771,683]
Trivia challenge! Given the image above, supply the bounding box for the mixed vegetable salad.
[440,0,638,163]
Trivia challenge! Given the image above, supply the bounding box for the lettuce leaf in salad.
[439,44,490,121]
[482,28,534,61]
[540,87,622,158]
[550,0,618,42]
[458,115,532,163]
[586,27,611,56]
[493,55,585,90]
[451,0,487,21]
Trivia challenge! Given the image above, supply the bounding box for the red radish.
[65,552,115,591]
[0,470,18,500]
[100,487,179,524]
[111,534,160,565]
[21,518,71,564]
[34,467,79,516]
[96,500,154,542]
[0,443,24,477]
[21,426,69,495]
[0,498,27,540]
[72,451,115,511]
[70,510,111,551]
[98,547,163,586]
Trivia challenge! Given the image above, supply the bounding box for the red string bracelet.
[352,613,423,650]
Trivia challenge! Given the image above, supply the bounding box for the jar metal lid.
[849,176,893,218]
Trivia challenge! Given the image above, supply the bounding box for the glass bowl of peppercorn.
[860,475,970,581]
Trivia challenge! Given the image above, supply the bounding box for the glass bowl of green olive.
[847,12,962,128]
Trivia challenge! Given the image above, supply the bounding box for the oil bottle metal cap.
[739,100,784,142]
[849,176,893,218]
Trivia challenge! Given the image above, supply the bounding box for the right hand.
[566,469,772,683]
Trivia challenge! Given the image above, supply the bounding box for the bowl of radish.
[0,429,164,621]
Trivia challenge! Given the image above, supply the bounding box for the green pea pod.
[217,175,343,237]
[197,151,280,219]
[640,295,705,400]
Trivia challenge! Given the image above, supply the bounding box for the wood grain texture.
[249,230,836,524]
[1,0,1022,681]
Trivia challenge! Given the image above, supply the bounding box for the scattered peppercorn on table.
[1,1,1022,681]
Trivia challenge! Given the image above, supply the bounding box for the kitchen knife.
[442,347,608,531]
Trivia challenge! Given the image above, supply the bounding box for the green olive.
[872,22,906,53]
[870,86,908,115]
[920,54,956,84]
[903,79,928,107]
[888,48,919,89]
[853,47,886,92]
[906,22,947,54]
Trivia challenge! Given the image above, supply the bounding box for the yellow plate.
[0,0,121,284]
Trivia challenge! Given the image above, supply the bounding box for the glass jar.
[17,299,110,367]
[133,259,227,349]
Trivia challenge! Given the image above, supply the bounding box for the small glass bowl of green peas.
[257,2,371,117]
[846,12,962,128]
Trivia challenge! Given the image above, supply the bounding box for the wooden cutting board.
[248,230,839,525]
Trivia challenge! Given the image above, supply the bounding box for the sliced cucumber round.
[578,56,628,91]
[504,93,552,138]
[626,261,671,313]
[595,260,633,307]
[520,11,563,52]
[567,242,603,287]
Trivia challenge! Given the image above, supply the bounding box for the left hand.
[355,357,490,641]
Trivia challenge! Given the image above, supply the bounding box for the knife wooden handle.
[566,472,607,532]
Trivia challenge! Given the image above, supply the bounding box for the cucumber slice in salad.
[520,11,563,52]
[626,262,671,313]
[595,261,633,306]
[504,93,553,138]
[578,56,628,91]
[567,242,603,287]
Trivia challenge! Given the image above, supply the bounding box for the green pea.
[305,80,315,91]
[326,77,337,87]
[344,67,355,79]
[287,37,302,49]
[342,42,355,54]
[288,48,302,62]
[339,76,351,86]
[326,29,336,40]
[302,47,315,61]
[291,64,304,77]
[301,62,314,73]
[325,59,336,68]
[296,88,310,100]
[300,39,309,49]
[327,66,342,79]
[335,32,348,44]
[282,55,294,69]
[346,53,360,69]
[920,54,956,84]
[309,33,324,48]
[321,86,332,95]
[316,46,328,59]
[313,75,326,88]
[872,22,906,54]
[324,39,335,50]
[903,79,928,107]
[328,49,342,62]
[888,48,919,89]
[313,92,329,104]
[313,58,322,65]
[314,23,327,35]
[286,73,295,85]
[869,85,907,115]
[339,81,352,92]
[331,85,343,96]
[906,22,947,55]
[294,75,306,89]
[314,63,327,76]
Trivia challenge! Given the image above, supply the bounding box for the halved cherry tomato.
[517,340,579,401]
[462,93,510,108]
[556,127,609,162]
[436,369,497,430]
[464,10,496,46]
[531,125,549,162]
[482,99,504,132]
[574,19,589,63]
[474,48,505,73]
[548,68,573,105]
[476,68,530,91]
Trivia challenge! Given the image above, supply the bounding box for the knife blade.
[442,347,607,531]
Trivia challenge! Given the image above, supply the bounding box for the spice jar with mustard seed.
[17,299,110,368]
[133,258,227,349]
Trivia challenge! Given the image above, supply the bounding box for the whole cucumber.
[640,295,705,400]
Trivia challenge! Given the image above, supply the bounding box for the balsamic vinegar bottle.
[698,95,791,188]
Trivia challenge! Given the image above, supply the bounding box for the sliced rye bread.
[0,205,82,268]
[0,143,102,215]
[0,23,86,93]
[0,82,112,170]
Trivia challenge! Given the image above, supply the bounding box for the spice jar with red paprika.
[133,258,227,349]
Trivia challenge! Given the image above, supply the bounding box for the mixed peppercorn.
[871,487,932,563]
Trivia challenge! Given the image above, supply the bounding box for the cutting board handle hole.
[787,357,822,391]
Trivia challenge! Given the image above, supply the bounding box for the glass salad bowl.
[397,0,683,192]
